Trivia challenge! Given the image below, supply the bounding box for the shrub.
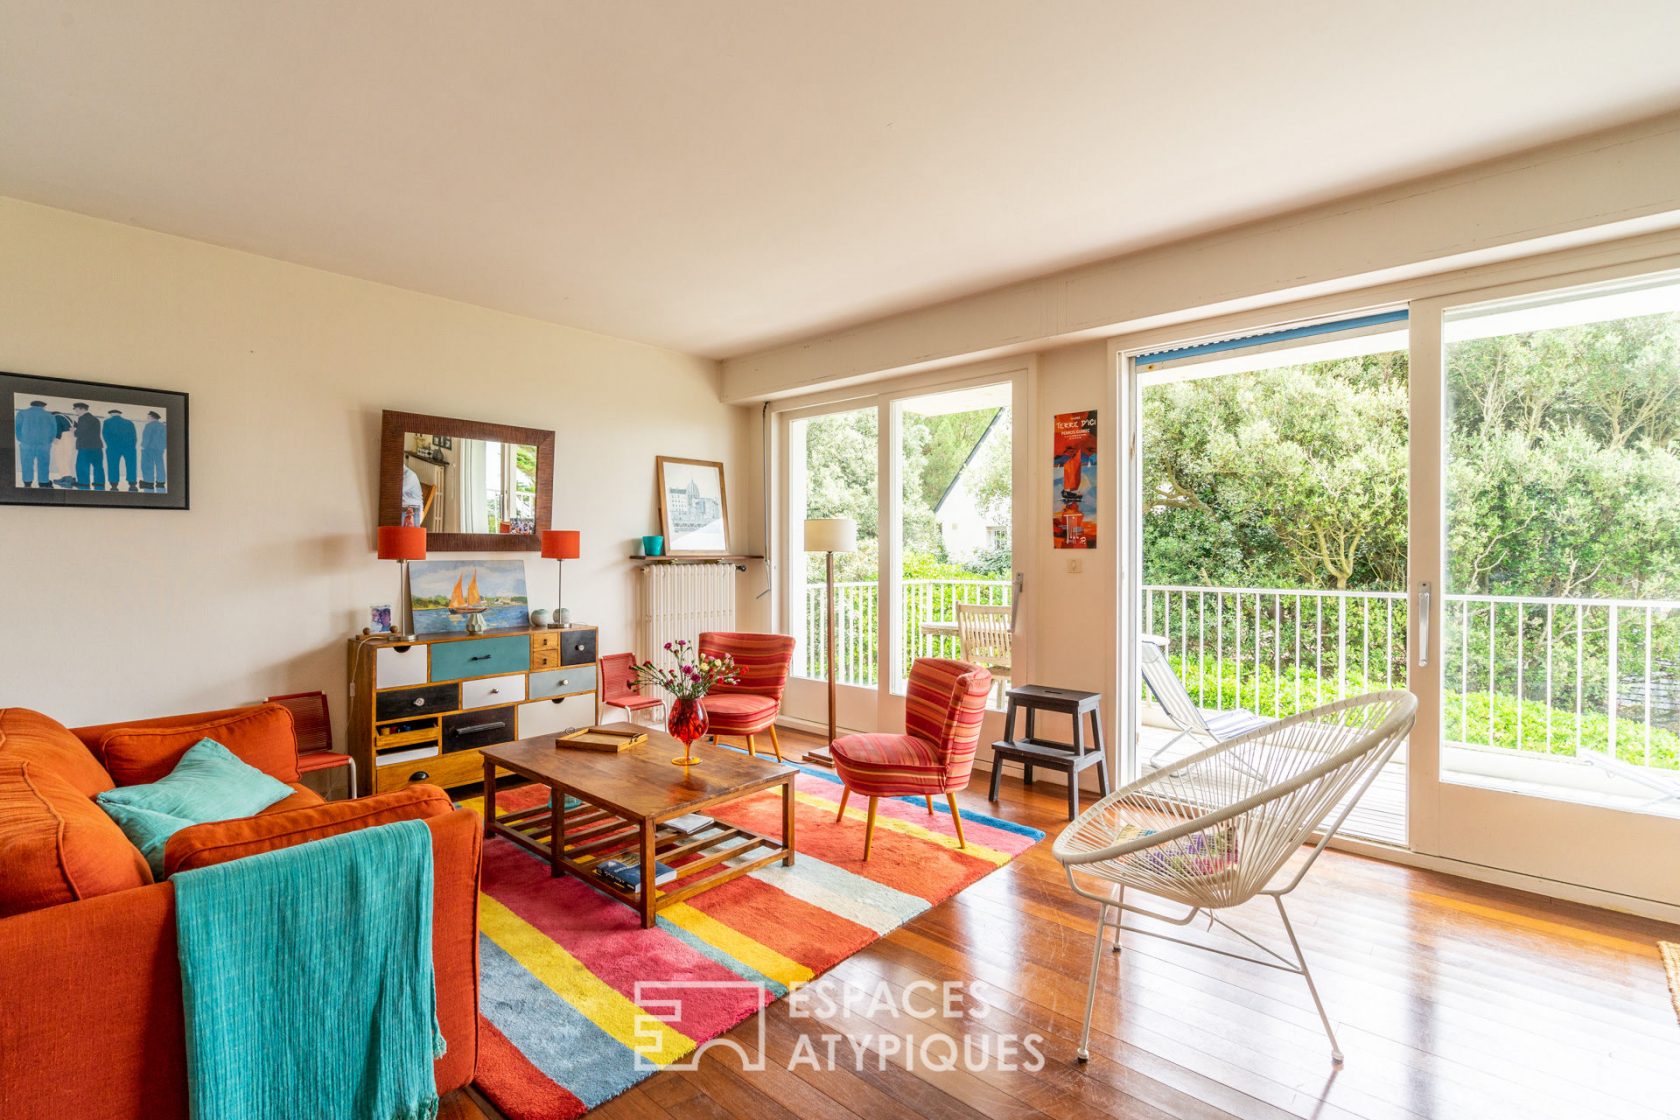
[1166,653,1678,771]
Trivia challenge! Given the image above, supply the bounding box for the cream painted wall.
[1018,342,1116,764]
[0,198,762,738]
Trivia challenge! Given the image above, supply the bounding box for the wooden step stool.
[987,684,1109,819]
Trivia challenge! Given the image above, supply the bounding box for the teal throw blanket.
[173,820,445,1120]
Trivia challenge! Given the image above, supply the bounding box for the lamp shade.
[804,517,857,553]
[377,525,427,561]
[541,529,581,560]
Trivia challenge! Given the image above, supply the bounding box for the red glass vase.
[667,696,708,766]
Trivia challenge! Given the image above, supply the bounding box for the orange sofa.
[0,704,481,1120]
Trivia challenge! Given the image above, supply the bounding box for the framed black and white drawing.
[656,456,729,554]
[2,371,189,510]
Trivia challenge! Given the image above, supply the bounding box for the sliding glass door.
[1410,269,1680,904]
[1130,313,1412,844]
[783,405,882,736]
[1123,271,1680,906]
[779,368,1028,739]
[894,384,1014,698]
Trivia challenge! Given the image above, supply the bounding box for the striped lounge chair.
[829,657,992,860]
[697,631,797,761]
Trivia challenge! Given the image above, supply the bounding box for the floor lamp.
[802,517,857,767]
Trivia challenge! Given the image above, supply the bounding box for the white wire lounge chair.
[1139,633,1271,768]
[1053,689,1417,1064]
[1579,748,1680,811]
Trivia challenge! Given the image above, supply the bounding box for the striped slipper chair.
[697,631,797,761]
[830,657,992,859]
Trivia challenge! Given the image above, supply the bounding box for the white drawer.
[518,693,595,739]
[461,673,525,710]
[375,644,428,688]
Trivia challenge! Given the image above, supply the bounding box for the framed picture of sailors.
[1,371,189,510]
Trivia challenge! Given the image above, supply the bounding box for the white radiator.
[638,562,736,670]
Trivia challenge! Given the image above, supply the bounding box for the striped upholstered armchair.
[829,657,992,859]
[696,631,797,761]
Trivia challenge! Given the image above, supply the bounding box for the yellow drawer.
[531,631,560,652]
[531,649,560,671]
[374,724,440,751]
[376,747,485,793]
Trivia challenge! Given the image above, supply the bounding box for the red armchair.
[829,657,992,859]
[696,631,796,761]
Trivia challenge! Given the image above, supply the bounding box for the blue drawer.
[429,635,530,682]
[530,664,597,700]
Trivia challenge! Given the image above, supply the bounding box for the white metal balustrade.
[797,578,1679,780]
[1143,584,1680,772]
[799,577,1012,685]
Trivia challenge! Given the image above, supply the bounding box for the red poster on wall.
[1053,409,1097,548]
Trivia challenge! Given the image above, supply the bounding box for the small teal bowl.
[642,534,665,557]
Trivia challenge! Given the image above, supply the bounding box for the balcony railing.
[798,577,1679,774]
[1144,584,1680,771]
[799,577,1010,685]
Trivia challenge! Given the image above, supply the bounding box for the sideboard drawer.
[531,631,560,652]
[375,644,428,688]
[375,682,458,723]
[559,629,598,667]
[430,635,530,682]
[529,665,597,700]
[517,693,595,739]
[461,673,526,710]
[441,706,516,751]
[376,746,484,794]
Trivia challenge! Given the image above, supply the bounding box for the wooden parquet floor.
[443,728,1680,1120]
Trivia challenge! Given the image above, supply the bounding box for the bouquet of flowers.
[631,639,740,699]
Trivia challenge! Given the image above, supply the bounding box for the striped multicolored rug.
[458,764,1042,1120]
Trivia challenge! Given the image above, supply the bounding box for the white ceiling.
[5,1,1680,359]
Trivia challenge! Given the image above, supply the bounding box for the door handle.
[1418,583,1431,668]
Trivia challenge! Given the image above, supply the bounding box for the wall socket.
[1066,557,1083,574]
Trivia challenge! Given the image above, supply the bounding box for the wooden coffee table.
[479,723,798,928]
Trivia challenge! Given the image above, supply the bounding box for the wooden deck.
[1137,723,1410,845]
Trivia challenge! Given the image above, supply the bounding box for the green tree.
[1445,311,1680,599]
[1143,352,1409,589]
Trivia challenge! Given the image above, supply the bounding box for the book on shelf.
[595,858,677,890]
[663,813,715,836]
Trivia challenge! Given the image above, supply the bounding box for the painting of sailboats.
[408,559,529,635]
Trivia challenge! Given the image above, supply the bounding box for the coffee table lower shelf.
[481,756,796,928]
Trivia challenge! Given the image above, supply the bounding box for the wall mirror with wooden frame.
[378,410,554,552]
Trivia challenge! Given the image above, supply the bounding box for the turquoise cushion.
[96,738,295,877]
